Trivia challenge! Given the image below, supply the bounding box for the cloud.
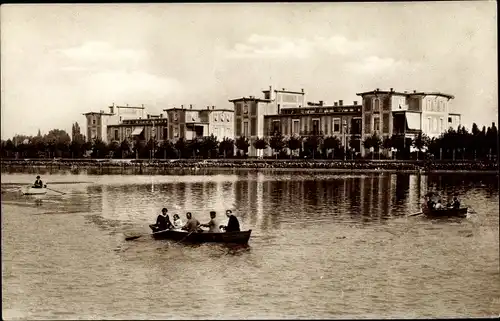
[223,34,369,59]
[346,56,418,74]
[56,41,147,72]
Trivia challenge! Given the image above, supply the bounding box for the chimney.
[390,88,394,92]
[127,103,129,107]
[181,104,184,109]
[404,91,408,93]
[212,106,215,110]
[190,104,193,109]
[282,88,285,91]
[334,102,338,106]
[319,100,324,106]
[376,88,380,92]
[142,104,144,108]
[413,90,417,93]
[207,106,210,110]
[339,100,343,106]
[160,113,163,118]
[269,85,272,91]
[147,114,150,119]
[353,101,358,105]
[301,88,304,93]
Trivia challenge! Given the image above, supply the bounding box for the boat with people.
[23,186,48,195]
[422,206,468,218]
[149,226,252,244]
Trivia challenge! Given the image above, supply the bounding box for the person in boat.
[220,210,240,232]
[182,212,201,232]
[450,196,461,209]
[151,208,173,231]
[200,211,221,233]
[33,175,44,188]
[172,214,184,230]
[434,200,444,210]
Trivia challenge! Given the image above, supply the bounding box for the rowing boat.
[149,225,252,244]
[422,206,468,218]
[23,187,48,195]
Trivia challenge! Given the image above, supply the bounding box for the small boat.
[23,187,48,195]
[149,225,252,244]
[422,206,468,218]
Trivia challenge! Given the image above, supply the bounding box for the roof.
[110,105,145,109]
[356,89,454,99]
[449,113,461,116]
[272,89,305,95]
[82,112,114,116]
[228,97,272,103]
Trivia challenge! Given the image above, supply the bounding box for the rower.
[220,210,240,232]
[200,211,221,233]
[33,175,43,188]
[451,196,461,209]
[182,212,201,232]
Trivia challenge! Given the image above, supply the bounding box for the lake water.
[1,169,499,319]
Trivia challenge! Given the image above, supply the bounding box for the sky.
[1,2,497,139]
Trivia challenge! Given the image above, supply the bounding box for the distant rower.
[33,176,44,189]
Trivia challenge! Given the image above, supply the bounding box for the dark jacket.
[156,214,172,230]
[33,179,43,188]
[226,215,240,232]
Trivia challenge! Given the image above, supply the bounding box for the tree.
[158,140,176,159]
[322,136,341,159]
[174,138,187,159]
[304,135,322,159]
[235,136,250,157]
[200,134,219,158]
[382,136,393,158]
[412,132,430,160]
[219,137,235,158]
[287,135,302,158]
[108,141,120,159]
[145,138,158,159]
[268,132,285,158]
[363,133,382,159]
[118,139,131,158]
[43,129,71,158]
[253,137,268,158]
[92,138,109,159]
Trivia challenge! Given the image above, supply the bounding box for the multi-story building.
[83,104,146,143]
[356,88,460,155]
[163,105,234,141]
[264,101,363,153]
[106,113,168,143]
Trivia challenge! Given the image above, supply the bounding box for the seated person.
[220,210,240,232]
[33,175,43,188]
[200,211,221,233]
[172,214,184,229]
[182,212,201,232]
[150,208,173,232]
[451,196,461,209]
[434,200,444,210]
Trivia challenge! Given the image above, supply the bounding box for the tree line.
[1,123,497,160]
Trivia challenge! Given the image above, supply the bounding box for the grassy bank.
[1,158,498,174]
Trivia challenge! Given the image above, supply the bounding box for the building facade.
[163,105,234,141]
[83,104,146,143]
[106,114,168,144]
[356,88,460,156]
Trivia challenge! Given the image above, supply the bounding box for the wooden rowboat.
[149,225,252,244]
[23,187,48,195]
[422,206,468,218]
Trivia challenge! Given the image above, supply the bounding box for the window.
[374,117,380,132]
[227,115,230,122]
[126,128,131,138]
[439,118,444,132]
[312,119,320,135]
[92,118,96,125]
[293,120,300,134]
[374,99,380,112]
[433,118,437,131]
[333,118,340,133]
[272,120,280,134]
[91,129,97,139]
[427,118,431,132]
[243,104,249,115]
[448,117,452,123]
[243,121,249,137]
[214,114,218,122]
[174,112,178,121]
[114,129,119,140]
[163,127,168,140]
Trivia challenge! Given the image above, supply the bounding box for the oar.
[46,187,66,195]
[125,234,145,241]
[408,211,423,217]
[175,229,196,244]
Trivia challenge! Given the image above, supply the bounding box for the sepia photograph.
[1,2,498,319]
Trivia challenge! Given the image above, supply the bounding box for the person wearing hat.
[33,175,44,188]
[150,208,173,232]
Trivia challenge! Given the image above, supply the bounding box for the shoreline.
[1,159,498,175]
